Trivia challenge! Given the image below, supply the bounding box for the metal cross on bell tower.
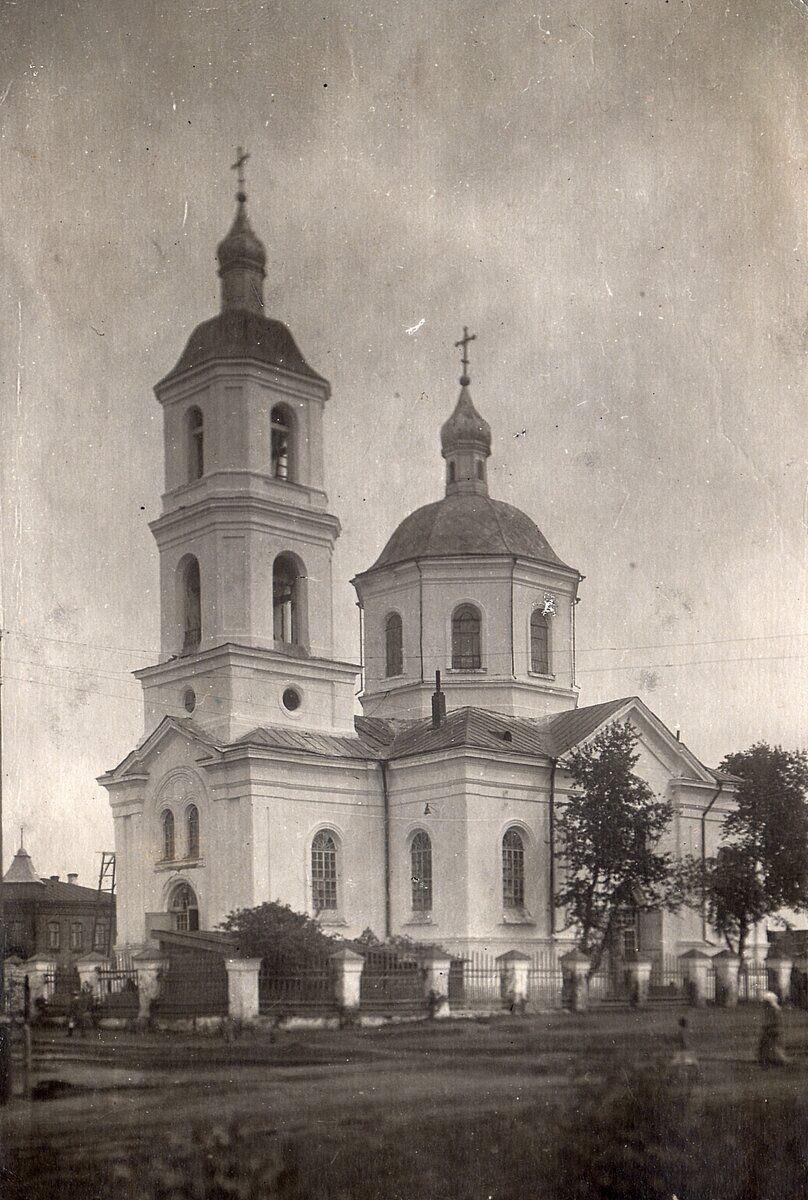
[454,326,476,385]
[231,146,250,200]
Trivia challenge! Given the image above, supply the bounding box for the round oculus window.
[183,688,196,714]
[282,687,302,712]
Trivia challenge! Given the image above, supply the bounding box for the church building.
[100,169,735,962]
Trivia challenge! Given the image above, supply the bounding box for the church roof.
[363,492,574,573]
[158,309,327,387]
[235,724,382,759]
[382,699,632,761]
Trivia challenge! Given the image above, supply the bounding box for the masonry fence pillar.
[712,951,740,1007]
[3,959,26,1017]
[497,950,531,1013]
[330,948,364,1019]
[75,952,106,994]
[679,949,712,1007]
[766,949,793,1005]
[421,949,452,1018]
[224,958,262,1022]
[24,957,55,1009]
[560,949,590,1013]
[133,951,167,1023]
[624,958,653,1008]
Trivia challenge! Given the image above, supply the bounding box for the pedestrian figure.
[669,1017,699,1083]
[758,991,789,1067]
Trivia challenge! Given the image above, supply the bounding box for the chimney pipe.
[67,873,78,885]
[49,875,59,883]
[431,670,447,729]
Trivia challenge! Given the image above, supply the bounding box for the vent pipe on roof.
[67,873,78,885]
[431,670,447,730]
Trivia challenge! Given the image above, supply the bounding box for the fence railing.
[360,949,425,1012]
[259,961,335,1015]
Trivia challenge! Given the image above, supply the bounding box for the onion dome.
[216,193,267,313]
[440,385,492,460]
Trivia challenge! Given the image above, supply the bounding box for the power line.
[6,624,808,664]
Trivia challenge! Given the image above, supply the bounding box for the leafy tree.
[695,743,808,957]
[554,721,677,976]
[695,845,770,960]
[722,743,808,911]
[219,901,338,971]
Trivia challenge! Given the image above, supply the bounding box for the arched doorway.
[168,881,199,932]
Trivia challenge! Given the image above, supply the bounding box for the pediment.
[99,716,222,784]
[559,696,718,786]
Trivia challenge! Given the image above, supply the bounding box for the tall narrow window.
[411,831,433,912]
[48,921,61,951]
[187,406,204,481]
[169,882,199,932]
[93,919,111,952]
[182,557,202,654]
[271,405,293,480]
[530,609,550,674]
[385,613,403,677]
[452,604,481,670]
[187,804,200,859]
[70,922,84,952]
[273,554,302,644]
[162,810,175,860]
[447,461,456,484]
[311,831,338,912]
[502,829,525,909]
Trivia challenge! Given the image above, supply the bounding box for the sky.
[1,0,807,884]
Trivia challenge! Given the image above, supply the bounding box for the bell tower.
[135,152,359,741]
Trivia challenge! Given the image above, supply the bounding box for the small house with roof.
[100,172,736,963]
[2,842,115,964]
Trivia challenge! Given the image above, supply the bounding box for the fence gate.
[95,952,139,1018]
[43,966,81,1012]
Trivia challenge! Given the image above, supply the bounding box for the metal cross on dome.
[231,146,250,196]
[454,326,476,381]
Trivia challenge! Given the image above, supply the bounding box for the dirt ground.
[3,1004,808,1198]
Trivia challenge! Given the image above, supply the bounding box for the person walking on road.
[758,991,789,1067]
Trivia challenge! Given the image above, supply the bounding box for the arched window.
[502,828,525,909]
[187,406,204,481]
[452,604,481,670]
[169,882,199,932]
[162,810,175,861]
[273,554,303,644]
[271,405,293,480]
[411,831,432,912]
[181,557,202,654]
[530,609,550,674]
[385,613,403,677]
[186,805,200,859]
[311,831,338,913]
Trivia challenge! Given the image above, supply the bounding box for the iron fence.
[359,949,425,1012]
[152,948,228,1018]
[259,960,335,1016]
